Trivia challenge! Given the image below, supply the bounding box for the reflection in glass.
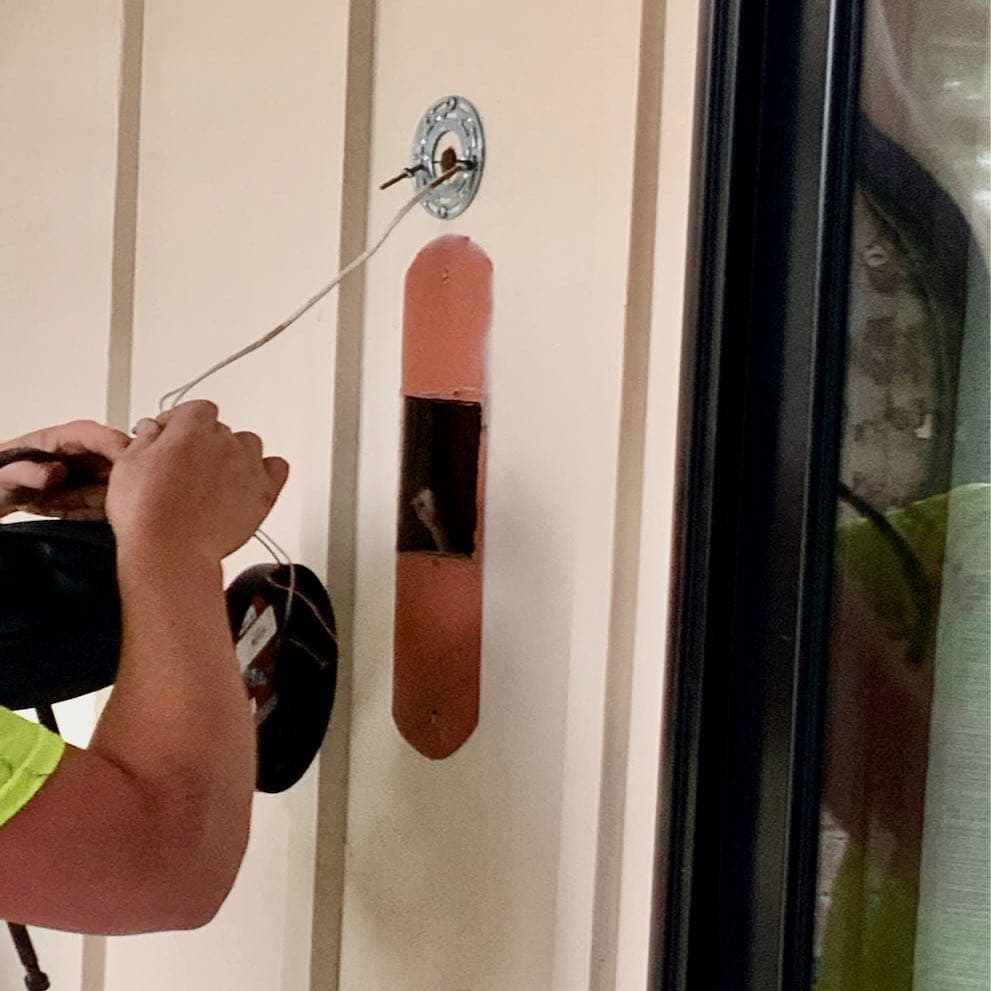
[814,0,990,988]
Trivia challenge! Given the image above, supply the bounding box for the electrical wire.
[252,529,338,648]
[158,163,463,412]
[837,481,933,667]
[159,164,464,637]
[253,528,296,630]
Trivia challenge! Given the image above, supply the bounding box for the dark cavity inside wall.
[397,397,481,556]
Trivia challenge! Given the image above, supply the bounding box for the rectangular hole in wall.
[397,396,481,556]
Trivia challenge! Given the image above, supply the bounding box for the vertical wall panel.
[0,2,125,988]
[112,2,351,989]
[0,0,120,435]
[612,0,700,984]
[338,1,659,987]
[1,1,698,986]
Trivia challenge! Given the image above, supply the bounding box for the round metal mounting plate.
[412,95,485,220]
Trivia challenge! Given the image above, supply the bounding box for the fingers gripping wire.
[157,163,464,413]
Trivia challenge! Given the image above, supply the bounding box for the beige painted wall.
[334,0,696,987]
[108,2,351,989]
[0,0,700,987]
[0,2,124,988]
[0,0,121,438]
[612,0,700,983]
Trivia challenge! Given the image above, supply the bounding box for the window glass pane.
[814,0,990,988]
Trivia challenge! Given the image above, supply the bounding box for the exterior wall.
[334,0,685,988]
[109,2,351,990]
[0,2,124,988]
[612,0,700,983]
[0,0,698,987]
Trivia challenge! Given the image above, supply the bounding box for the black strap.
[6,924,50,990]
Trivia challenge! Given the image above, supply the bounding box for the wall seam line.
[308,0,378,987]
[85,2,144,986]
[588,0,670,985]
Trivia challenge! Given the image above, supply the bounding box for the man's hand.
[107,400,289,562]
[0,420,130,519]
[0,402,290,934]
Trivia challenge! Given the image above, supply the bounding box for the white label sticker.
[254,693,278,726]
[237,605,277,672]
[238,603,259,638]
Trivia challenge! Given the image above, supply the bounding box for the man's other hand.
[0,420,130,519]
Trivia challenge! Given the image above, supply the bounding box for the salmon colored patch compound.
[394,235,492,759]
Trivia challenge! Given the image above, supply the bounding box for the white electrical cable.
[253,527,297,630]
[161,165,462,636]
[253,528,339,651]
[157,163,462,413]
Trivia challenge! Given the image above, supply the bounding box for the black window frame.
[650,0,867,986]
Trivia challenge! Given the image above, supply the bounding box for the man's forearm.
[0,408,281,933]
[87,545,255,906]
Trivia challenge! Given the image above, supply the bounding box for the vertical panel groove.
[84,3,144,987]
[588,0,669,986]
[104,0,143,433]
[308,1,376,987]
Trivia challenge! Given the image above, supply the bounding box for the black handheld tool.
[0,448,339,788]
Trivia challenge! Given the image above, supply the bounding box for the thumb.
[0,460,68,494]
[263,456,290,496]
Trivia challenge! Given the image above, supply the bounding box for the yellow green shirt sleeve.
[0,707,64,828]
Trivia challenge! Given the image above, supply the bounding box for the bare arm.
[0,402,287,934]
[0,554,252,933]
